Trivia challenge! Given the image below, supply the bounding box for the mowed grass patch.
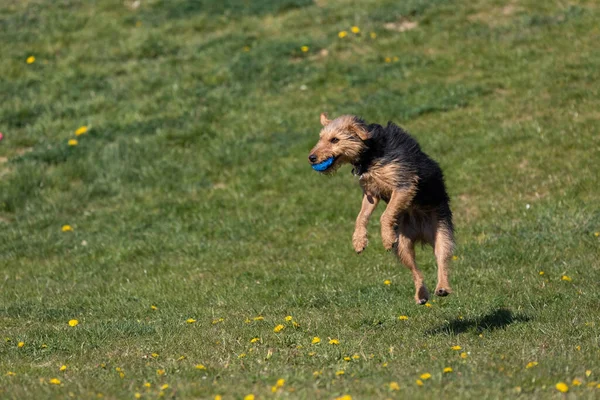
[1,0,599,399]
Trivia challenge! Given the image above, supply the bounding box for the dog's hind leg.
[433,221,454,297]
[396,233,429,305]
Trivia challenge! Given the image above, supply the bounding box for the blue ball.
[311,157,335,171]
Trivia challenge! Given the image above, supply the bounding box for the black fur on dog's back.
[352,119,453,232]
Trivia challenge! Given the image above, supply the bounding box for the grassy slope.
[1,0,599,398]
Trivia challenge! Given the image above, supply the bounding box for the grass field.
[1,0,600,398]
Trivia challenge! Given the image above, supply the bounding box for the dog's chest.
[357,163,399,202]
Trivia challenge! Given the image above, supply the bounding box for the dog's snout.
[308,154,317,163]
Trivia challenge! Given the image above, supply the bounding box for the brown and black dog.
[308,113,454,305]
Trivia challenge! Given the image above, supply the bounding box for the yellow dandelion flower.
[151,305,158,310]
[143,382,151,388]
[26,56,36,64]
[276,378,285,387]
[561,275,571,281]
[460,352,468,359]
[344,356,351,361]
[329,339,339,345]
[312,337,321,344]
[211,318,223,324]
[539,271,544,275]
[425,303,432,308]
[416,379,423,386]
[62,225,73,232]
[68,139,78,146]
[586,370,592,377]
[49,378,61,385]
[313,370,322,377]
[351,26,360,33]
[308,351,316,356]
[452,255,459,261]
[443,367,453,373]
[238,353,246,358]
[41,344,47,348]
[389,381,400,391]
[384,279,391,285]
[338,31,348,38]
[594,232,599,237]
[335,370,345,376]
[135,394,141,399]
[370,32,377,39]
[119,371,125,378]
[576,345,581,351]
[151,353,159,358]
[274,324,284,333]
[161,384,169,390]
[555,382,568,393]
[59,365,67,372]
[253,316,264,321]
[292,321,300,327]
[75,126,88,136]
[250,337,260,343]
[352,354,360,360]
[244,395,254,400]
[525,361,538,369]
[420,373,431,380]
[177,355,185,361]
[186,318,196,324]
[301,46,309,52]
[572,378,582,386]
[597,383,600,388]
[398,315,409,320]
[451,345,462,351]
[244,318,251,323]
[271,386,277,393]
[335,396,352,400]
[18,341,24,348]
[284,315,293,321]
[6,371,16,376]
[195,364,206,370]
[215,396,222,400]
[382,362,388,367]
[156,369,165,376]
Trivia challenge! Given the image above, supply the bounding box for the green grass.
[1,0,599,398]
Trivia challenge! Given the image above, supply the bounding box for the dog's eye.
[330,137,339,144]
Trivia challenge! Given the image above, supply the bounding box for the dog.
[308,113,454,305]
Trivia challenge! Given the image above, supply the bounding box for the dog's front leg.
[353,192,379,254]
[380,188,416,250]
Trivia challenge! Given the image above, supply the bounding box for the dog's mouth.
[311,156,337,172]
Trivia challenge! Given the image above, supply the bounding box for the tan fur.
[396,233,429,304]
[352,192,379,253]
[433,223,454,295]
[308,115,368,173]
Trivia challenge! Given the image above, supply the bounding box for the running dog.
[308,113,454,305]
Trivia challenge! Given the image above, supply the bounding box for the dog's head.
[308,113,368,174]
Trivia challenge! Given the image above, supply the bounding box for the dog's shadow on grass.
[426,308,531,335]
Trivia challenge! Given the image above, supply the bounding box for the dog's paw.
[352,231,368,254]
[415,286,430,305]
[434,286,452,297]
[381,230,397,251]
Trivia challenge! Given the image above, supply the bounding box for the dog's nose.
[308,154,317,163]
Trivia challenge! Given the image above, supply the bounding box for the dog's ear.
[347,118,368,141]
[320,112,331,126]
